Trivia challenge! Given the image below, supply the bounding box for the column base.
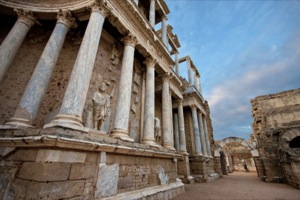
[163,144,176,151]
[44,114,89,133]
[179,151,189,156]
[5,118,34,128]
[111,129,134,142]
[142,139,161,148]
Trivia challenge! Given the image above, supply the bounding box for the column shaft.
[198,112,208,156]
[112,34,137,141]
[7,12,75,127]
[191,106,202,155]
[162,75,174,150]
[161,15,168,46]
[49,4,107,127]
[149,0,156,27]
[175,52,179,75]
[142,58,156,145]
[0,10,35,82]
[203,116,212,156]
[187,58,193,85]
[178,100,187,154]
[173,113,179,152]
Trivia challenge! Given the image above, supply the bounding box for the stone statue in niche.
[109,43,120,71]
[93,82,111,130]
[155,117,161,144]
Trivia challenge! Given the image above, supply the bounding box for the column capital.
[143,57,156,68]
[14,9,36,28]
[91,0,110,17]
[177,99,183,106]
[190,104,197,110]
[121,34,137,47]
[162,72,173,82]
[57,10,77,29]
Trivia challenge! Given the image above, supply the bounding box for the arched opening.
[289,136,300,148]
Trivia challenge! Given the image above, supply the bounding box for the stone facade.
[251,88,300,189]
[0,0,220,199]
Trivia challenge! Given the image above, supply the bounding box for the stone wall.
[251,88,300,188]
[0,144,179,199]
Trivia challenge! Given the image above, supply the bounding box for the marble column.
[149,0,156,28]
[162,74,174,150]
[161,15,168,46]
[111,34,137,141]
[173,113,179,152]
[191,105,202,156]
[0,9,36,82]
[174,51,179,75]
[6,11,76,127]
[198,112,208,156]
[203,116,212,156]
[169,91,174,147]
[47,2,108,128]
[198,76,203,94]
[178,100,187,154]
[134,0,139,5]
[142,57,157,145]
[195,75,200,91]
[186,58,193,85]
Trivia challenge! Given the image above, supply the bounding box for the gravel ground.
[171,172,300,200]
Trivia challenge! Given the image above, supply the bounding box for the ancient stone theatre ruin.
[0,0,221,199]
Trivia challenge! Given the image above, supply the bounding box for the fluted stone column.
[178,100,187,154]
[187,58,193,85]
[149,0,156,27]
[46,2,108,129]
[162,74,174,150]
[161,15,168,46]
[0,9,36,82]
[174,51,179,75]
[191,105,202,156]
[173,113,179,152]
[142,57,157,145]
[6,11,76,127]
[195,75,200,91]
[198,112,208,156]
[198,76,203,94]
[111,34,137,141]
[203,116,212,156]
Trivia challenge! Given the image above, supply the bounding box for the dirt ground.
[171,172,300,200]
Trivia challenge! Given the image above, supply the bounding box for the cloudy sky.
[165,0,300,140]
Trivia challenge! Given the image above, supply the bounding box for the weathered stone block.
[95,163,119,198]
[18,162,71,182]
[13,149,37,161]
[36,149,86,163]
[69,163,97,180]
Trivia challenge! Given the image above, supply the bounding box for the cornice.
[107,0,175,74]
[0,0,94,13]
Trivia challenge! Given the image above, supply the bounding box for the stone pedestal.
[0,9,36,82]
[6,11,76,128]
[111,34,137,142]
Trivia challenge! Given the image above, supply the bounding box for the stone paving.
[171,172,300,200]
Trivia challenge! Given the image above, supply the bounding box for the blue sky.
[165,0,300,140]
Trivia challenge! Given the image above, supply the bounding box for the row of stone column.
[1,3,183,152]
[186,58,202,93]
[190,105,211,157]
